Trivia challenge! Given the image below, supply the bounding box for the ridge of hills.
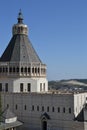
[48,79,87,91]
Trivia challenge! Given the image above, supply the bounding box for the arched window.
[18,27,20,33]
[32,67,34,73]
[43,83,45,91]
[13,67,15,72]
[21,26,23,31]
[25,67,27,73]
[15,104,18,110]
[40,83,42,91]
[47,106,49,112]
[5,83,8,92]
[27,83,31,92]
[52,107,54,112]
[20,83,23,92]
[7,104,9,108]
[32,105,34,111]
[24,105,27,110]
[9,67,12,73]
[28,67,30,73]
[17,67,19,72]
[37,106,39,111]
[63,107,65,113]
[69,108,71,113]
[21,67,23,73]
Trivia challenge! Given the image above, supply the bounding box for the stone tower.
[0,11,48,93]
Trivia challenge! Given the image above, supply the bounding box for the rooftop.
[1,89,87,95]
[0,11,42,63]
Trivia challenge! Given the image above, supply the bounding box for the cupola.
[12,10,28,35]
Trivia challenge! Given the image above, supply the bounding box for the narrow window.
[69,108,71,113]
[32,67,34,73]
[52,107,54,112]
[44,69,46,74]
[40,83,42,91]
[20,83,23,92]
[9,67,12,73]
[27,83,31,92]
[21,67,23,73]
[18,27,20,33]
[21,26,23,31]
[13,67,15,72]
[63,107,65,113]
[47,106,49,112]
[43,83,45,91]
[7,104,9,108]
[5,83,8,92]
[32,105,34,111]
[17,67,19,72]
[25,67,27,73]
[28,67,30,73]
[0,83,2,92]
[24,105,27,110]
[58,107,60,113]
[37,106,39,111]
[15,104,18,110]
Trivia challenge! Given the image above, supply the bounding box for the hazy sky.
[0,0,87,80]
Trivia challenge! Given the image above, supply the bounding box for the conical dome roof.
[0,34,42,63]
[0,11,42,63]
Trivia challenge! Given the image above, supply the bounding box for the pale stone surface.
[1,92,87,130]
[0,77,48,92]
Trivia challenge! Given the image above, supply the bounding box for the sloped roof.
[41,112,50,120]
[0,121,22,129]
[2,108,16,119]
[0,34,42,63]
[0,107,23,129]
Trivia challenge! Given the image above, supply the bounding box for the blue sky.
[0,0,87,80]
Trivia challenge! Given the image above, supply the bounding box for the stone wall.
[1,92,87,130]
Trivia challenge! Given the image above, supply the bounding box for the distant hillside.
[75,79,87,84]
[48,79,87,91]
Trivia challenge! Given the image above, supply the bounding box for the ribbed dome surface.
[0,34,42,63]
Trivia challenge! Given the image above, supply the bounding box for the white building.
[0,11,87,130]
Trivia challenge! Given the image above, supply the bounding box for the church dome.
[0,11,46,79]
[0,11,42,63]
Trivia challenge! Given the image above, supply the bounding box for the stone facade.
[1,92,87,130]
[0,77,48,93]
